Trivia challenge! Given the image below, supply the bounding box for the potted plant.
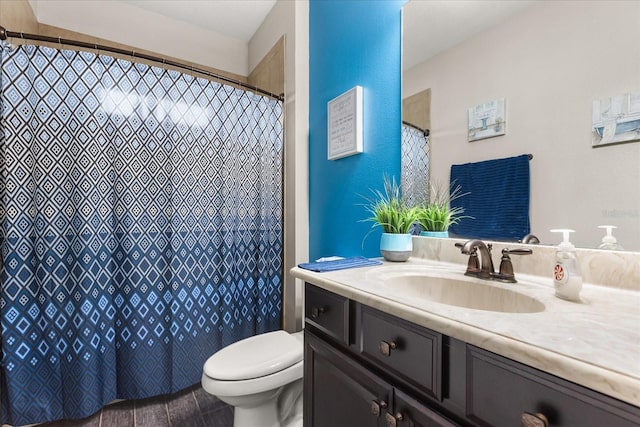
[416,181,470,238]
[362,175,419,262]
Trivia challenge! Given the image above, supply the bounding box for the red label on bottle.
[554,263,567,284]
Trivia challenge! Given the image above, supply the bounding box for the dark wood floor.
[28,384,233,427]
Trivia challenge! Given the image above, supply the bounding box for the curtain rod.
[0,26,284,102]
[402,120,430,137]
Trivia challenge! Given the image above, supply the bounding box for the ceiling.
[116,0,535,70]
[117,0,278,42]
[403,0,537,70]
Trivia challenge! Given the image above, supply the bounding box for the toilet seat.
[201,330,304,398]
[202,359,303,397]
[204,330,303,381]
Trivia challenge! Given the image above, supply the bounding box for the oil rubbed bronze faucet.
[456,240,532,283]
[457,239,494,279]
[521,233,540,244]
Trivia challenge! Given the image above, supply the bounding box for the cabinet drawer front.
[305,283,349,344]
[361,306,442,400]
[467,346,640,427]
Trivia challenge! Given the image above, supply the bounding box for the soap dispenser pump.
[550,229,582,302]
[597,225,624,250]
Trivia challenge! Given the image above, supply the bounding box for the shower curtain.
[401,123,430,207]
[0,44,283,425]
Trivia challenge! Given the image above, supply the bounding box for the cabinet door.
[393,388,458,427]
[466,346,640,427]
[305,330,391,427]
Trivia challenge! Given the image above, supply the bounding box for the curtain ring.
[1,37,17,52]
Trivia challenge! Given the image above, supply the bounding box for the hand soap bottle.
[550,229,582,302]
[597,225,624,250]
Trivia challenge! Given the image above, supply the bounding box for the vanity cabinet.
[304,284,462,426]
[304,330,455,427]
[303,283,640,427]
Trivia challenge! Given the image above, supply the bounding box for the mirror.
[402,0,640,251]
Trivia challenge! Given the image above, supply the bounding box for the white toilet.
[201,330,304,427]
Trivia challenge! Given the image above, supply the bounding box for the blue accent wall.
[309,0,404,260]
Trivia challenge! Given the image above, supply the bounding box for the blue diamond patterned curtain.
[401,123,430,207]
[0,44,283,425]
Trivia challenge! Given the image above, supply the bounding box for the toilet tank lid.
[203,330,303,381]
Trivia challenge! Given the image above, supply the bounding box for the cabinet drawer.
[466,346,640,427]
[305,283,349,344]
[361,306,442,400]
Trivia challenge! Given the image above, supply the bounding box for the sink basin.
[370,269,545,313]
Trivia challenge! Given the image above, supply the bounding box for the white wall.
[249,0,309,331]
[28,0,248,75]
[404,1,640,251]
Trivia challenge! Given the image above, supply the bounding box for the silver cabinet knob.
[385,411,404,427]
[521,412,549,427]
[311,306,325,318]
[379,340,398,356]
[370,399,387,416]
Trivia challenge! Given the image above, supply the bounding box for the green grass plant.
[362,175,419,234]
[416,181,471,232]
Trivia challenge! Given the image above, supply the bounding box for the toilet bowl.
[201,330,304,427]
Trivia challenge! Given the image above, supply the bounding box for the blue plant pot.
[419,231,449,238]
[380,233,412,262]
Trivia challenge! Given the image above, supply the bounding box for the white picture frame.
[467,98,506,142]
[327,86,363,160]
[592,91,640,147]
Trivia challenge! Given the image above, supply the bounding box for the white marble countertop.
[291,257,640,407]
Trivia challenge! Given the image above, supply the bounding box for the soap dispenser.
[597,225,624,250]
[550,229,582,302]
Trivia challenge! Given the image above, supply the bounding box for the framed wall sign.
[327,86,363,160]
[467,98,506,142]
[592,91,640,147]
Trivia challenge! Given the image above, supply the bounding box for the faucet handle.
[494,248,533,283]
[503,248,533,256]
[498,251,515,281]
[455,243,480,271]
[455,243,481,275]
[466,248,480,273]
